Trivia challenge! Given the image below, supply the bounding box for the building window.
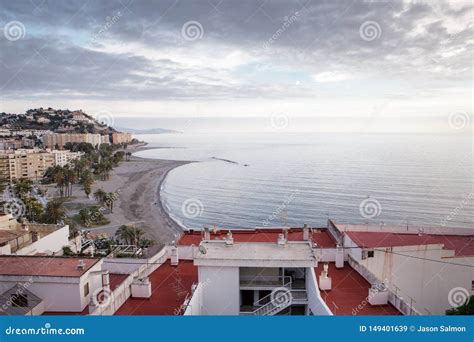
[11,294,28,307]
[84,283,89,297]
[367,250,375,258]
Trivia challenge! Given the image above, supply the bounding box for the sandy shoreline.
[75,145,192,248]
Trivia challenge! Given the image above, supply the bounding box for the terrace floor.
[315,262,401,315]
[115,260,198,315]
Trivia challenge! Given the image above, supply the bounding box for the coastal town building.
[42,133,110,148]
[114,222,473,316]
[0,214,69,256]
[0,221,471,317]
[0,256,103,314]
[111,132,132,144]
[0,149,83,181]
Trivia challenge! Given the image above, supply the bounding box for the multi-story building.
[113,222,474,316]
[0,149,83,181]
[52,150,84,167]
[111,132,132,144]
[42,133,109,148]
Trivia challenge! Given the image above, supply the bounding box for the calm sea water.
[134,133,473,230]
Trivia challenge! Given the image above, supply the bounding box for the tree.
[41,198,66,224]
[24,197,44,222]
[446,296,474,315]
[94,188,106,204]
[103,192,117,213]
[14,178,33,198]
[115,225,145,245]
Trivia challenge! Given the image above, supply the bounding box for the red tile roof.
[346,231,474,257]
[178,228,336,248]
[315,263,401,315]
[0,256,100,277]
[115,260,197,315]
[0,230,26,245]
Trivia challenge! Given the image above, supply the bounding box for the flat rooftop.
[116,260,197,315]
[195,241,317,267]
[315,262,401,315]
[0,230,26,245]
[0,256,100,277]
[346,231,474,257]
[179,228,337,248]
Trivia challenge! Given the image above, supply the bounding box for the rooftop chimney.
[277,233,287,246]
[203,227,211,241]
[76,259,86,270]
[303,224,310,240]
[225,231,233,246]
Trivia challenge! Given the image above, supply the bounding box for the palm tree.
[103,192,117,212]
[115,225,145,245]
[94,188,106,204]
[42,199,66,224]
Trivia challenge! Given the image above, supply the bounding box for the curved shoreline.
[131,147,196,244]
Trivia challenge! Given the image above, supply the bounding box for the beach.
[64,146,191,248]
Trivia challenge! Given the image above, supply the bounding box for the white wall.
[0,261,103,313]
[198,266,240,315]
[356,244,474,315]
[16,226,69,256]
[305,267,332,315]
[183,284,203,315]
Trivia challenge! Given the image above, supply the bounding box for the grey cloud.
[0,0,472,103]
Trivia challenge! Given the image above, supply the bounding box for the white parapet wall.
[305,267,333,315]
[16,225,69,256]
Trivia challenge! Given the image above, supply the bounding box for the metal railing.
[240,275,293,288]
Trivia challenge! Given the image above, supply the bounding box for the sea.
[133,132,473,230]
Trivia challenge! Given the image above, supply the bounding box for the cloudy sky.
[0,0,472,132]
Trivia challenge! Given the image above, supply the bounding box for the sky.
[0,0,472,133]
